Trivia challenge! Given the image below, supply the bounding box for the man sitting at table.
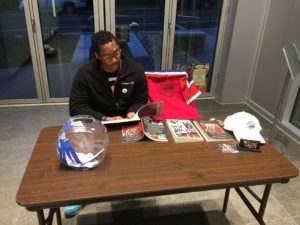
[69,30,148,122]
[66,30,148,217]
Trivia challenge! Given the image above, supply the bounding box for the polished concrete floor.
[0,99,299,225]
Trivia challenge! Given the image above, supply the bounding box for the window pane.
[38,0,94,98]
[290,87,300,129]
[0,1,37,99]
[172,0,223,93]
[115,0,165,71]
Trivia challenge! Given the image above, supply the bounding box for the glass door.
[36,0,96,99]
[113,0,165,71]
[171,0,224,94]
[0,1,39,102]
[0,0,226,103]
[0,0,103,103]
[110,0,224,95]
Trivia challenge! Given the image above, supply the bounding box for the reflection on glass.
[290,87,300,129]
[38,0,94,98]
[115,0,165,71]
[172,0,223,93]
[0,1,37,100]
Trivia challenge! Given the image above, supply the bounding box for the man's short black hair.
[91,30,117,53]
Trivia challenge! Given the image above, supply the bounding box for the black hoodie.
[69,57,148,120]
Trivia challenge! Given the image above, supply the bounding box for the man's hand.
[105,116,125,121]
[127,112,135,119]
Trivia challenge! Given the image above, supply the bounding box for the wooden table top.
[16,125,298,210]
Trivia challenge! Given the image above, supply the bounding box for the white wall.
[215,0,269,103]
[248,0,300,117]
[217,0,300,116]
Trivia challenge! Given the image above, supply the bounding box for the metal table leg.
[222,185,272,225]
[222,188,230,213]
[37,208,62,225]
[234,184,272,225]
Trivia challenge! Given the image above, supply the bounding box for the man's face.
[95,39,121,73]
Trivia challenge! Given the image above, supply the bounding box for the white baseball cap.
[224,111,265,143]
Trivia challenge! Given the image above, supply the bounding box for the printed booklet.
[166,119,203,143]
[121,116,168,142]
[193,120,234,142]
[102,101,164,125]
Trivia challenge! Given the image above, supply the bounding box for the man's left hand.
[127,112,135,119]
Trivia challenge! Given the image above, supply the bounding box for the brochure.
[102,102,163,125]
[166,119,203,143]
[193,120,234,142]
[121,116,168,142]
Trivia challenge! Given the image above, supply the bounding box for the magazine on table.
[193,120,234,142]
[166,119,204,143]
[102,101,163,125]
[121,116,168,142]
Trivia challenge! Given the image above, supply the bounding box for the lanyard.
[112,63,122,99]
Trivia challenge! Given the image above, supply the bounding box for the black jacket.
[69,57,148,120]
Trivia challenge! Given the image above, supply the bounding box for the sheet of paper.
[102,117,139,125]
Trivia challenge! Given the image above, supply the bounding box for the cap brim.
[233,129,266,143]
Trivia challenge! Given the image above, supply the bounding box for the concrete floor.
[0,99,299,225]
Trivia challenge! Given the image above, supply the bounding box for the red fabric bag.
[146,71,202,120]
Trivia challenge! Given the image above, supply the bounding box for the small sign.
[237,138,261,153]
